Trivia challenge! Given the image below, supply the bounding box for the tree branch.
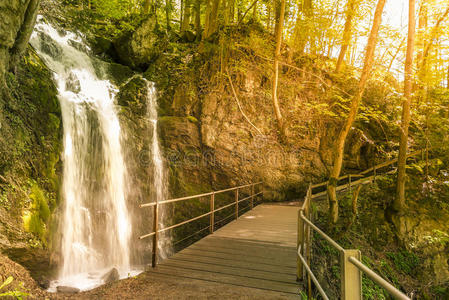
[226,71,264,136]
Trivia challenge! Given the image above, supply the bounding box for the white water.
[30,19,138,291]
[145,81,169,259]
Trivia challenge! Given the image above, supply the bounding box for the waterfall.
[144,81,169,259]
[30,19,139,291]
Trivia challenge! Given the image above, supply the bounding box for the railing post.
[235,189,239,219]
[297,209,304,281]
[250,184,254,209]
[210,193,215,234]
[152,203,159,268]
[305,200,312,299]
[349,174,352,194]
[341,249,362,300]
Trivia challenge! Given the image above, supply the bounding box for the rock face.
[114,16,160,70]
[0,0,40,77]
[102,267,120,284]
[0,12,62,287]
[0,253,48,298]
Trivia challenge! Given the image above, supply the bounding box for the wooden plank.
[148,264,301,295]
[148,204,300,298]
[169,254,296,275]
[145,271,300,299]
[199,236,297,252]
[188,243,296,260]
[160,259,297,284]
[178,247,296,267]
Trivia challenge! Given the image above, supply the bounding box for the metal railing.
[309,149,427,199]
[297,185,410,300]
[295,150,429,299]
[140,182,263,267]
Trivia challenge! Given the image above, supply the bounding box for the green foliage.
[91,0,134,19]
[0,277,29,300]
[423,230,449,247]
[386,251,420,276]
[23,183,51,244]
[362,276,387,300]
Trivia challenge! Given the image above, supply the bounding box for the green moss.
[386,251,420,276]
[23,184,51,244]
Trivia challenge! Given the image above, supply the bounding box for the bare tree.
[272,0,286,139]
[394,0,416,212]
[327,0,386,223]
[335,0,358,73]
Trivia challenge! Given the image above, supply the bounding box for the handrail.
[310,148,426,192]
[140,182,262,207]
[348,256,410,300]
[140,182,263,267]
[297,247,330,300]
[359,149,424,175]
[299,210,344,252]
[297,151,419,300]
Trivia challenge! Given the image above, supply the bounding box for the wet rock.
[57,286,80,293]
[102,267,120,284]
[89,35,113,56]
[38,278,50,289]
[116,75,148,115]
[39,32,63,60]
[68,39,89,54]
[65,72,81,93]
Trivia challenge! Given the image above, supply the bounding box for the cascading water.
[30,18,140,291]
[144,81,169,258]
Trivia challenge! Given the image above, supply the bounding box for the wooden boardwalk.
[146,204,301,299]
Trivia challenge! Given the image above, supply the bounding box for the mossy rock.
[116,76,148,116]
[23,184,51,244]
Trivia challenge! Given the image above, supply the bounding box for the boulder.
[102,267,120,284]
[116,75,148,116]
[114,15,160,69]
[37,278,50,289]
[181,30,196,42]
[56,286,80,293]
[65,72,81,93]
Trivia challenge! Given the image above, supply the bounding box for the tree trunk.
[267,2,271,31]
[194,0,201,35]
[252,1,257,20]
[272,0,286,139]
[9,0,40,71]
[166,0,172,30]
[203,0,220,39]
[204,0,211,36]
[394,0,416,212]
[335,0,357,73]
[144,0,151,14]
[386,37,406,73]
[419,6,449,72]
[181,0,191,32]
[229,0,235,23]
[327,0,386,224]
[238,0,259,25]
